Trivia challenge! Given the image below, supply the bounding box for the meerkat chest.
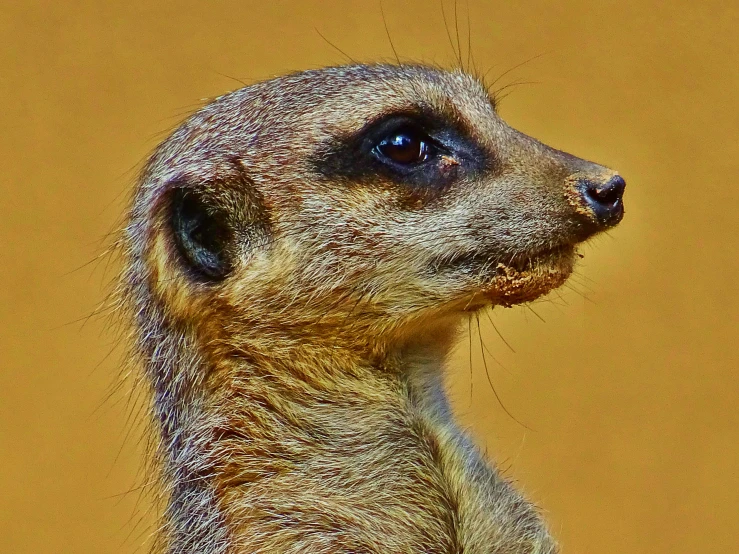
[207,385,552,553]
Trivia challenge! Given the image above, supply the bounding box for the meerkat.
[120,63,625,554]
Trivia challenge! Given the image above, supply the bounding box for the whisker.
[380,2,402,66]
[476,314,531,430]
[525,304,546,323]
[484,309,516,353]
[315,28,357,63]
[440,0,463,68]
[468,314,474,403]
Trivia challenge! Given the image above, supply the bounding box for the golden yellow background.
[2,1,737,552]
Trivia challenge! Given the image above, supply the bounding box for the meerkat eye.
[375,128,430,165]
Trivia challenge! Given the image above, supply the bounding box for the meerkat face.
[131,64,623,352]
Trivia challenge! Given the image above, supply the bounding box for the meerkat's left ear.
[167,169,269,281]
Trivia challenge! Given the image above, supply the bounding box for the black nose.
[580,174,626,226]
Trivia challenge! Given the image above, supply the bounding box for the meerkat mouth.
[478,245,577,306]
[439,244,577,308]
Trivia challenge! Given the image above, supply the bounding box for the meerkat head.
[127,64,624,362]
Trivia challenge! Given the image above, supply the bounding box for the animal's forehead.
[246,64,497,133]
[155,64,500,174]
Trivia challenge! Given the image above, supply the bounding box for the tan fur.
[120,64,624,553]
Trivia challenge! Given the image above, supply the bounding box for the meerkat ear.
[168,167,270,281]
[170,186,234,280]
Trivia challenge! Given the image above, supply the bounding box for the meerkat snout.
[123,63,625,553]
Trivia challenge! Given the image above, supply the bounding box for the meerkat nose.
[578,174,626,226]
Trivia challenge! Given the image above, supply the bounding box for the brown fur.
[120,64,624,553]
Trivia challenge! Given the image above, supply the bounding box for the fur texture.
[120,64,624,553]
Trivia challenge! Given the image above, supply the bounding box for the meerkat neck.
[150,321,475,552]
[137,298,554,553]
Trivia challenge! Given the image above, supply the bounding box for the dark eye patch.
[310,109,490,194]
